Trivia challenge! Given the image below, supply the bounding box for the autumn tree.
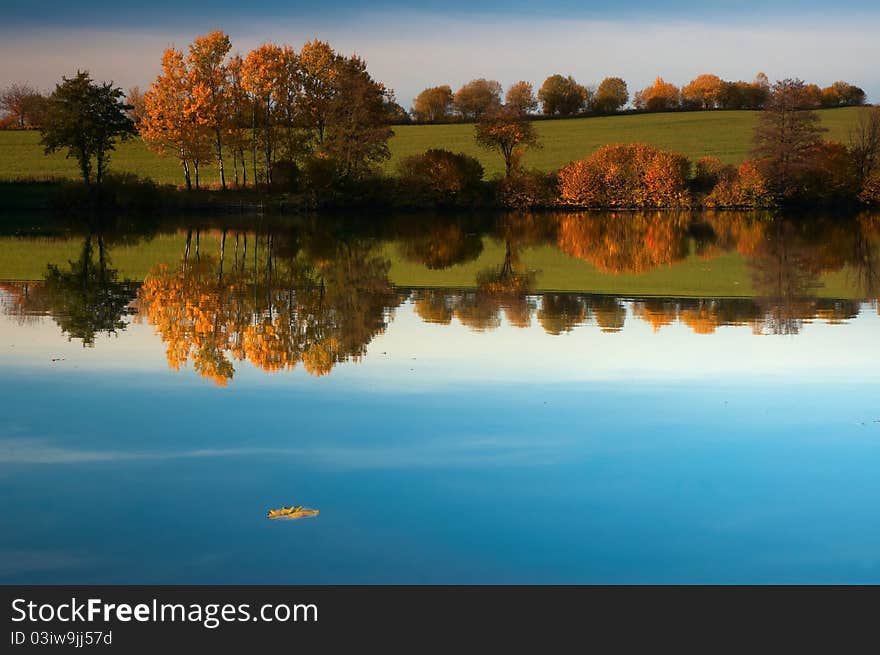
[801,84,823,108]
[397,149,484,204]
[593,77,628,113]
[633,77,680,111]
[538,74,588,116]
[453,78,502,121]
[0,83,46,128]
[225,53,252,187]
[272,45,304,165]
[188,30,232,189]
[821,81,867,107]
[412,85,454,122]
[505,81,537,114]
[125,86,147,129]
[849,107,880,188]
[682,74,724,109]
[143,48,212,189]
[475,105,539,176]
[41,71,135,186]
[752,78,827,199]
[320,55,394,179]
[298,39,341,144]
[242,43,288,185]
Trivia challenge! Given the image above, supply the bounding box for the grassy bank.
[0,108,867,186]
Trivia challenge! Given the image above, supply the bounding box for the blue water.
[1,303,879,584]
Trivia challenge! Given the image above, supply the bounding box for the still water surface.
[0,211,878,583]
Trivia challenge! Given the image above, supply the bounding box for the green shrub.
[396,149,484,206]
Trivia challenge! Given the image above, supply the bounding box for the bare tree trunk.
[219,229,227,281]
[251,101,258,188]
[182,159,192,191]
[265,96,273,187]
[215,129,226,190]
[184,229,192,272]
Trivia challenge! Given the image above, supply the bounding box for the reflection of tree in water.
[632,298,764,334]
[9,235,137,346]
[138,228,403,384]
[397,219,484,270]
[556,212,691,274]
[748,221,826,335]
[852,213,880,302]
[459,213,548,329]
[537,294,590,335]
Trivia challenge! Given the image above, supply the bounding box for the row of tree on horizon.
[0,52,870,130]
[410,74,867,123]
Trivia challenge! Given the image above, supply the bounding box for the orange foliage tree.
[142,48,212,189]
[682,74,724,109]
[633,77,680,111]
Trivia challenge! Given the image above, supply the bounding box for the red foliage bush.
[557,143,691,208]
[704,160,775,208]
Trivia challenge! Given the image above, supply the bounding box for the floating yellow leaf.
[267,505,319,520]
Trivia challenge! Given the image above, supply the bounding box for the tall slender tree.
[188,31,232,189]
[752,78,827,199]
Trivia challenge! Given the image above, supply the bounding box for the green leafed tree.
[538,74,588,116]
[40,71,135,186]
[593,77,629,114]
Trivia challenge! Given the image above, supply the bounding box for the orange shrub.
[704,160,775,208]
[557,143,691,208]
[795,141,860,203]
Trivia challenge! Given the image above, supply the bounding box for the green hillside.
[0,107,867,185]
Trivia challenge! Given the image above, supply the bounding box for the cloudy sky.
[1,1,878,107]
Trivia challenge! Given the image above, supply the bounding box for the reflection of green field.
[0,234,221,281]
[0,107,867,184]
[383,239,862,299]
[0,234,864,299]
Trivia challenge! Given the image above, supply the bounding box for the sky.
[1,1,879,108]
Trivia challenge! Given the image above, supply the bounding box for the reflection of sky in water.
[0,303,879,583]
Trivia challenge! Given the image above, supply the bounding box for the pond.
[0,210,878,583]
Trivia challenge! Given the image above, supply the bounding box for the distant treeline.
[410,74,867,123]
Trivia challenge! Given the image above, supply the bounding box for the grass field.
[0,107,868,186]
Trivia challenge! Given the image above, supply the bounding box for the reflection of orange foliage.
[679,307,721,334]
[302,338,338,377]
[631,302,676,332]
[556,213,689,274]
[137,236,400,384]
[412,290,454,324]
